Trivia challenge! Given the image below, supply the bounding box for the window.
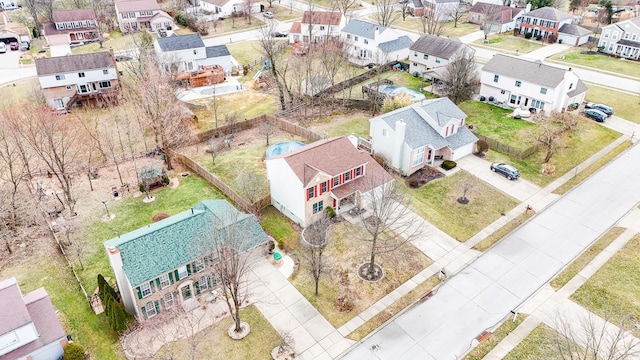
[355,36,359,41]
[569,83,573,89]
[624,33,630,39]
[321,181,327,193]
[540,87,547,94]
[140,282,152,298]
[346,34,351,39]
[356,167,362,176]
[510,94,517,104]
[159,273,171,288]
[500,89,506,94]
[603,30,610,38]
[515,80,521,87]
[77,84,90,94]
[344,171,351,181]
[164,293,174,309]
[307,187,315,199]
[54,99,64,109]
[493,74,499,83]
[412,147,424,166]
[612,32,618,40]
[413,62,417,67]
[333,176,340,186]
[193,258,205,272]
[102,69,109,75]
[531,99,545,109]
[178,266,188,279]
[145,301,157,318]
[414,51,418,57]
[435,58,440,63]
[423,54,428,60]
[198,276,209,291]
[382,128,388,137]
[364,39,368,44]
[74,22,80,28]
[100,81,111,88]
[633,34,638,41]
[55,74,65,81]
[78,72,85,78]
[312,200,323,214]
[66,85,72,90]
[320,25,325,30]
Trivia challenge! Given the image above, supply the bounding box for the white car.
[0,43,6,54]
[264,10,274,18]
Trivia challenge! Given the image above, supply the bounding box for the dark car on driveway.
[583,108,607,122]
[585,102,613,116]
[271,31,287,37]
[490,162,520,180]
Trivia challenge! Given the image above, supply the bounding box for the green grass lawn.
[227,40,267,66]
[485,119,621,187]
[154,305,281,359]
[323,115,371,137]
[549,48,640,80]
[473,211,535,252]
[571,233,640,331]
[264,3,304,21]
[402,170,519,242]
[259,206,301,251]
[459,101,537,151]
[504,323,577,360]
[390,18,478,38]
[191,91,279,129]
[584,84,640,123]
[72,31,139,54]
[208,17,265,36]
[462,314,527,360]
[474,33,545,53]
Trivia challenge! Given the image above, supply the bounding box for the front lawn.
[504,323,580,360]
[402,170,519,242]
[474,33,545,53]
[259,206,300,252]
[549,48,640,80]
[462,314,527,360]
[71,31,139,54]
[584,84,640,123]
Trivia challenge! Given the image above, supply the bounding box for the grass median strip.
[347,275,441,341]
[462,314,527,360]
[473,211,535,252]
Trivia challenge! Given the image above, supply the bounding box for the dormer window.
[515,80,521,87]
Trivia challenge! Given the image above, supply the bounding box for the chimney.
[392,120,406,169]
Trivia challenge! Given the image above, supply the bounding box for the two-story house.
[480,53,588,114]
[193,0,261,20]
[154,33,233,74]
[409,0,460,20]
[104,200,269,320]
[115,0,174,34]
[43,8,100,46]
[408,35,474,78]
[369,98,478,176]
[289,11,344,44]
[598,17,640,60]
[340,19,413,66]
[35,51,120,112]
[265,136,393,227]
[516,6,591,44]
[0,277,68,360]
[467,2,524,34]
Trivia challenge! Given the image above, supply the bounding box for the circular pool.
[266,141,306,158]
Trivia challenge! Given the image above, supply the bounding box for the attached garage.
[558,23,592,46]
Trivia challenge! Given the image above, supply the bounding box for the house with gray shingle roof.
[598,17,640,60]
[409,35,474,78]
[369,97,478,176]
[43,8,99,46]
[517,6,576,41]
[480,53,588,114]
[104,200,269,320]
[265,136,393,227]
[467,2,524,34]
[115,0,173,34]
[153,34,233,74]
[340,19,414,66]
[0,277,68,360]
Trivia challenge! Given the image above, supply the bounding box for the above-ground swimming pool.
[266,141,306,158]
[377,84,426,101]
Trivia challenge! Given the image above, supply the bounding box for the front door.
[181,284,192,300]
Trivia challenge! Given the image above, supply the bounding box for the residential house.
[289,11,344,44]
[192,0,261,20]
[340,19,414,66]
[598,17,640,60]
[408,0,460,21]
[517,6,590,43]
[115,0,174,34]
[43,9,100,46]
[0,22,30,44]
[369,98,478,176]
[103,200,269,320]
[0,277,68,360]
[467,2,524,34]
[265,136,393,227]
[35,51,120,111]
[409,35,474,78]
[0,1,18,10]
[154,33,233,73]
[480,53,588,114]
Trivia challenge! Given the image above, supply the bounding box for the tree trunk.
[233,299,242,333]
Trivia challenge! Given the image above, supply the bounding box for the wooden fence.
[195,115,323,144]
[475,133,538,159]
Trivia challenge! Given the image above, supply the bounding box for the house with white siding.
[598,17,640,60]
[154,34,233,74]
[369,98,478,176]
[115,0,174,34]
[341,19,414,66]
[409,35,474,78]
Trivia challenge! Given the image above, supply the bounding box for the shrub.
[476,139,489,154]
[174,13,188,26]
[277,238,285,251]
[162,176,170,185]
[139,183,145,192]
[64,342,86,360]
[536,35,542,41]
[152,213,170,222]
[325,206,336,219]
[524,32,533,39]
[548,34,557,43]
[441,160,457,170]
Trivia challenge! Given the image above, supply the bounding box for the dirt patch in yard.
[406,167,445,189]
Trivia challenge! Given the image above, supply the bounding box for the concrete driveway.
[456,155,542,202]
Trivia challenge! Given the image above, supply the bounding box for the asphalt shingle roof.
[115,0,161,13]
[558,23,592,36]
[342,19,387,39]
[378,35,413,53]
[373,98,477,150]
[155,33,205,52]
[523,6,573,21]
[482,53,567,88]
[104,200,269,287]
[206,45,230,58]
[52,8,96,23]
[35,52,115,76]
[567,79,588,97]
[410,35,465,60]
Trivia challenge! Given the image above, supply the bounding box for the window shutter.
[194,281,200,294]
[141,305,147,318]
[156,278,161,288]
[159,297,165,309]
[174,270,179,281]
[154,300,160,314]
[168,272,174,284]
[207,276,211,288]
[149,281,155,293]
[136,287,142,300]
[187,264,192,275]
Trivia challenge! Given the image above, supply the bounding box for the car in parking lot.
[264,10,274,18]
[19,41,30,51]
[585,102,613,116]
[9,42,19,51]
[0,43,6,53]
[490,162,520,180]
[583,108,607,122]
[271,31,287,37]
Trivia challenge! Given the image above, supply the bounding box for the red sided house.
[43,8,100,46]
[517,6,572,41]
[265,136,393,227]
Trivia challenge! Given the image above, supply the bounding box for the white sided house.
[340,19,414,66]
[115,0,174,34]
[154,34,233,74]
[369,98,478,176]
[598,17,640,60]
[192,0,261,20]
[480,53,588,114]
[408,35,474,78]
[265,136,393,227]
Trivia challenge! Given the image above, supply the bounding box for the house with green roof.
[103,200,269,320]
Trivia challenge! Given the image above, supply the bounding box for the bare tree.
[419,10,446,36]
[399,0,412,22]
[480,4,501,40]
[258,120,278,146]
[357,178,421,280]
[333,0,358,18]
[93,0,117,32]
[300,215,332,295]
[374,0,399,27]
[206,137,225,165]
[443,48,479,104]
[244,0,254,24]
[449,3,468,28]
[318,40,348,90]
[257,23,288,111]
[536,116,564,164]
[235,170,262,203]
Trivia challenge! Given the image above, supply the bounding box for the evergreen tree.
[97,274,108,302]
[63,342,86,360]
[104,292,132,333]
